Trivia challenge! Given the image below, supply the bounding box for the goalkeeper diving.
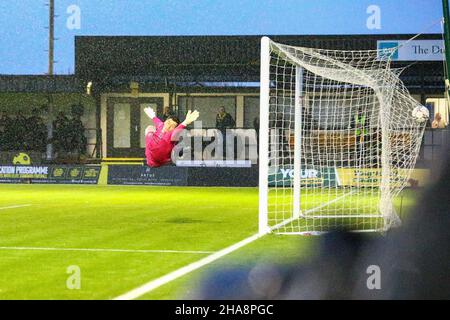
[143,106,199,167]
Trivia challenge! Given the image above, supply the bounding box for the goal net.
[258,37,426,235]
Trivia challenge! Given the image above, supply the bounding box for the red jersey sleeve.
[152,117,163,126]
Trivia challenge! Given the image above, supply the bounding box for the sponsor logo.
[279,168,320,179]
[12,153,31,165]
[68,167,82,179]
[378,41,398,60]
[51,167,68,179]
[83,168,100,179]
[377,40,445,61]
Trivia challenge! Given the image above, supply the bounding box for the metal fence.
[416,128,450,168]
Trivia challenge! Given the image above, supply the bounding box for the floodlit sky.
[0,0,444,75]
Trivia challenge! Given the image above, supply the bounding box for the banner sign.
[268,166,339,187]
[377,40,444,61]
[337,168,430,188]
[107,165,188,186]
[0,165,101,184]
[269,166,430,188]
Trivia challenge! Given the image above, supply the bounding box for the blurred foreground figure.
[353,145,450,299]
[193,145,450,300]
[192,232,372,300]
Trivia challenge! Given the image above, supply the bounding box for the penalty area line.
[113,233,263,300]
[0,204,32,211]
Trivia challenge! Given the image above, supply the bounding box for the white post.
[293,67,303,219]
[259,36,271,235]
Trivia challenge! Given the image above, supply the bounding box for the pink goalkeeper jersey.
[145,117,185,167]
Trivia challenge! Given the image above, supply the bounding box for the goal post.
[293,66,304,221]
[258,37,427,235]
[258,36,271,235]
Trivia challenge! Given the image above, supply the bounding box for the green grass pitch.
[0,184,418,299]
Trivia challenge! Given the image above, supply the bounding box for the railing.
[416,128,450,168]
[1,127,448,166]
[84,128,102,159]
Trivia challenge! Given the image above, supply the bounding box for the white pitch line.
[269,190,357,232]
[112,191,359,300]
[0,204,32,211]
[113,233,263,300]
[0,246,213,255]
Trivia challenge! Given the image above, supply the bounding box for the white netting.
[262,39,426,234]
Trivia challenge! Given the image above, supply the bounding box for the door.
[107,97,164,157]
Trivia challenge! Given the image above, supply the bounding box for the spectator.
[53,112,70,154]
[216,107,235,159]
[13,110,28,150]
[253,117,259,133]
[0,111,12,151]
[251,116,260,156]
[274,113,290,162]
[67,106,87,155]
[0,111,6,131]
[216,107,235,131]
[302,102,314,131]
[26,108,47,152]
[431,112,447,129]
[162,106,175,122]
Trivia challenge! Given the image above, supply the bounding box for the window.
[113,103,131,148]
[178,96,236,128]
[244,96,259,128]
[426,98,449,128]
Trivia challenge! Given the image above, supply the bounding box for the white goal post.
[258,37,427,235]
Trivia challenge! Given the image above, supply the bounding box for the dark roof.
[0,75,82,93]
[1,35,444,94]
[75,34,445,91]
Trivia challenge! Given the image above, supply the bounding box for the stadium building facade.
[0,34,447,167]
